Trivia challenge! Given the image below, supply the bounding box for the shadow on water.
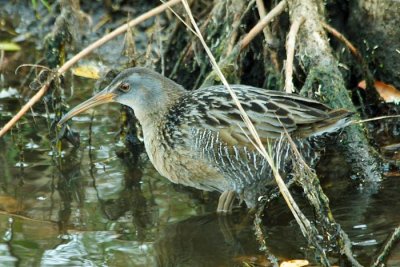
[1,3,400,267]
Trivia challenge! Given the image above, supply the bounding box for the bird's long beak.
[58,90,116,125]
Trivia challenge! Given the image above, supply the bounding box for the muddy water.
[1,8,400,267]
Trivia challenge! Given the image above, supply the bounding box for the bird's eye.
[119,82,131,92]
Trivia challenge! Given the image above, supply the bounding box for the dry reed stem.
[285,16,305,93]
[180,0,314,240]
[0,0,181,138]
[160,0,198,37]
[255,0,273,44]
[255,0,267,17]
[241,0,287,50]
[353,114,400,124]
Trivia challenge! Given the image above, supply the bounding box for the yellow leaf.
[72,65,100,79]
[280,259,309,267]
[0,42,21,51]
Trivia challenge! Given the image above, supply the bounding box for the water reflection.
[1,101,400,265]
[154,213,262,267]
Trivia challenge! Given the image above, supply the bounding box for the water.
[1,4,400,267]
[2,69,400,267]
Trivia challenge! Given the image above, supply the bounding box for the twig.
[0,210,57,225]
[285,16,305,93]
[0,0,181,138]
[255,0,272,44]
[15,64,53,74]
[160,0,198,37]
[0,83,51,137]
[321,22,362,63]
[353,114,400,124]
[240,0,287,50]
[371,226,400,267]
[255,0,267,18]
[321,21,379,103]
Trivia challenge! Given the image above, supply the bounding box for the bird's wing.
[184,85,337,148]
[178,85,326,189]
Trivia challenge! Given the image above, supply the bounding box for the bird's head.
[58,67,185,125]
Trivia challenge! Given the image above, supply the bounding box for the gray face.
[110,69,166,113]
[58,68,171,125]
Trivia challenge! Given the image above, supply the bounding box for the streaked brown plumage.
[59,67,352,213]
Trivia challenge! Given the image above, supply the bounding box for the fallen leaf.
[0,42,21,51]
[358,80,400,103]
[280,259,309,267]
[72,65,100,79]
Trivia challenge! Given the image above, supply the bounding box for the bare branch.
[255,0,270,41]
[321,22,362,63]
[321,21,380,102]
[285,16,305,93]
[240,0,287,50]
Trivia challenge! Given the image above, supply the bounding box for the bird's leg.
[217,190,236,213]
[217,215,235,244]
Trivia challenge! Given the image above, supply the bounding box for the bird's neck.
[135,91,185,133]
[138,94,184,177]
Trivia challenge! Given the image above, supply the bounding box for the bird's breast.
[142,123,229,192]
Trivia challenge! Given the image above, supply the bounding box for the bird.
[59,67,352,213]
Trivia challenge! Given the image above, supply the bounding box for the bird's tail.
[297,109,354,138]
[312,109,354,137]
